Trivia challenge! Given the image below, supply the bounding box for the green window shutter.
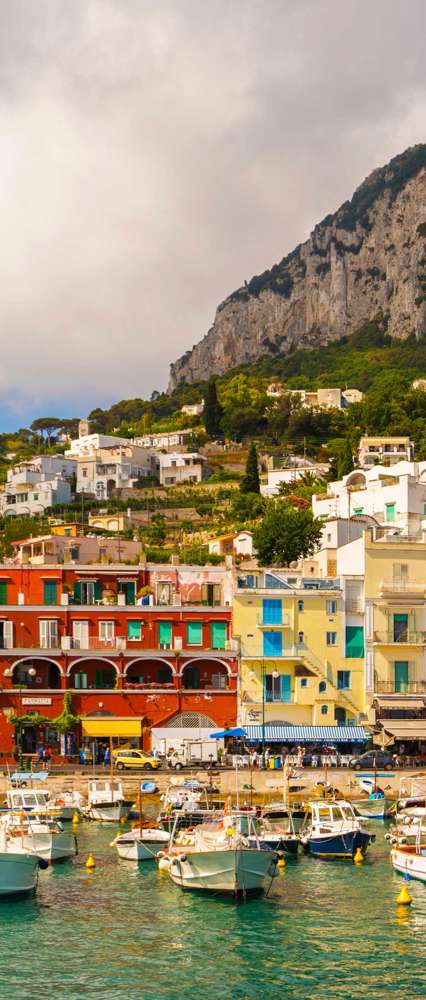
[186,622,202,644]
[73,581,81,603]
[94,580,102,601]
[394,661,409,692]
[127,621,141,640]
[386,503,395,523]
[211,621,226,649]
[43,580,57,605]
[345,625,364,658]
[0,581,8,604]
[158,621,172,647]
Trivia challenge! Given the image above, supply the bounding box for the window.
[326,631,337,646]
[201,583,221,606]
[354,507,364,515]
[345,625,364,658]
[298,600,304,612]
[319,681,326,693]
[211,621,226,649]
[33,493,39,501]
[300,678,308,688]
[99,621,115,642]
[263,631,283,656]
[127,621,142,641]
[262,599,282,625]
[326,599,337,615]
[74,580,101,605]
[118,581,136,605]
[264,674,291,703]
[321,705,328,715]
[337,670,351,689]
[72,621,89,649]
[394,661,409,693]
[0,580,8,605]
[39,620,58,649]
[82,469,87,477]
[158,621,172,648]
[43,580,58,605]
[157,582,172,606]
[385,502,396,523]
[74,672,88,689]
[186,621,202,645]
[298,631,304,645]
[423,503,426,516]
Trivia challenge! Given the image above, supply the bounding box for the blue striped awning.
[244,725,367,743]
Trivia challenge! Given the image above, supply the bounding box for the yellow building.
[364,530,426,699]
[233,569,366,731]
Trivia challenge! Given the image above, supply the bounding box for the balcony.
[345,599,364,613]
[374,680,426,694]
[256,614,291,628]
[373,631,426,645]
[379,580,425,595]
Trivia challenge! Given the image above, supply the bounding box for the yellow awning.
[82,719,142,738]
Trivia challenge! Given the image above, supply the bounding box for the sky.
[0,0,425,432]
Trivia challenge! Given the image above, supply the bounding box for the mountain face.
[169,145,426,389]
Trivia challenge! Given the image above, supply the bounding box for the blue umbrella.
[209,727,247,739]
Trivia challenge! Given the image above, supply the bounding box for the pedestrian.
[265,747,270,768]
[37,744,45,770]
[103,745,110,768]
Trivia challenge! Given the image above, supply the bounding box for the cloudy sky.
[0,0,425,430]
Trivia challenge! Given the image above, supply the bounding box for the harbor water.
[2,823,426,1000]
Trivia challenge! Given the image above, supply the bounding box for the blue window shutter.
[280,675,291,703]
[262,599,282,624]
[263,631,282,656]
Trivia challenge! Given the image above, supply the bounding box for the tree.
[30,417,63,447]
[240,443,260,494]
[253,502,323,566]
[204,379,223,438]
[337,437,354,478]
[231,491,265,522]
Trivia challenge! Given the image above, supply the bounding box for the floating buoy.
[120,815,127,825]
[72,812,80,826]
[277,856,286,871]
[158,856,170,872]
[396,877,412,906]
[353,847,364,864]
[85,853,96,869]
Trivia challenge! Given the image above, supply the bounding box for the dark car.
[349,750,396,771]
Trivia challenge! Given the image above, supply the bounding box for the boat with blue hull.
[300,800,374,860]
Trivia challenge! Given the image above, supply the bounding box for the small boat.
[163,814,278,895]
[83,781,128,822]
[388,807,426,846]
[0,825,47,897]
[158,782,218,831]
[2,812,77,863]
[352,794,387,820]
[111,827,170,861]
[258,803,300,855]
[4,783,85,823]
[51,789,86,820]
[391,841,426,882]
[300,800,374,860]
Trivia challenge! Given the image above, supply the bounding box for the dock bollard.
[85,853,96,870]
[396,874,412,906]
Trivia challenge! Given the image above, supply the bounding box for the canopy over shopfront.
[374,720,426,747]
[82,717,142,738]
[244,725,367,744]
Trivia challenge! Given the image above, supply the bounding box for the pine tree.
[337,437,354,478]
[240,442,260,494]
[204,379,223,438]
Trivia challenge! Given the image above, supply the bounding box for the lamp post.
[251,662,279,769]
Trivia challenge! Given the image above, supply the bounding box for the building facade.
[313,461,426,534]
[0,456,76,516]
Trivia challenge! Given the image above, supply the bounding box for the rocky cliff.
[169,144,426,389]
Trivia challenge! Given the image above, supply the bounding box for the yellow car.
[112,749,161,771]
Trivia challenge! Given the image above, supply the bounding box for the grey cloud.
[0,0,424,423]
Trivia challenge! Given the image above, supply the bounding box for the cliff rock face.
[169,145,426,389]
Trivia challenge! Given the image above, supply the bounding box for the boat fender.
[37,857,49,870]
[178,854,187,862]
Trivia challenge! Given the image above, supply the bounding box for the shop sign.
[22,697,52,706]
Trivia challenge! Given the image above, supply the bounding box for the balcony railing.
[380,580,425,593]
[345,599,364,613]
[256,614,291,628]
[375,680,426,694]
[373,631,426,645]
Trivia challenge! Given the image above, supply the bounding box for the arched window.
[319,681,326,693]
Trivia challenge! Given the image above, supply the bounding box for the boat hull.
[115,833,170,861]
[21,830,77,862]
[0,852,40,896]
[87,803,125,823]
[391,845,426,882]
[304,829,371,859]
[168,848,277,894]
[353,798,387,819]
[249,834,300,856]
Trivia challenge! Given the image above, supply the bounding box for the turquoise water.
[1,824,426,1000]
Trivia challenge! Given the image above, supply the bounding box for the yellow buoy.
[353,847,364,864]
[72,812,80,826]
[277,857,286,871]
[85,853,96,869]
[396,881,412,906]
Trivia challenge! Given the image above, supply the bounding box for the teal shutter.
[211,621,226,649]
[0,581,7,605]
[345,626,364,658]
[186,622,202,645]
[263,631,283,656]
[43,580,58,605]
[394,661,409,693]
[127,621,141,640]
[94,580,102,601]
[280,675,291,703]
[262,599,282,624]
[158,621,172,647]
[73,581,81,603]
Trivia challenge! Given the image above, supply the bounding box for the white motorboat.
[158,781,218,831]
[83,780,127,822]
[2,811,77,863]
[352,795,387,820]
[4,785,85,823]
[111,827,170,861]
[391,840,426,882]
[388,807,426,846]
[300,800,374,859]
[258,803,300,855]
[163,814,278,895]
[0,824,47,896]
[51,789,86,820]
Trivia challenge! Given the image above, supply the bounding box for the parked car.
[349,750,397,771]
[112,749,161,771]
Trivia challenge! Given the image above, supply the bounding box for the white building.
[66,432,131,459]
[133,429,194,451]
[159,453,206,486]
[181,401,204,417]
[207,531,254,558]
[313,461,426,535]
[0,456,76,516]
[358,436,413,469]
[74,444,159,498]
[261,457,329,497]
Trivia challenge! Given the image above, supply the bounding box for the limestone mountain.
[169,144,426,389]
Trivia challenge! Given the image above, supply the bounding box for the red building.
[0,562,238,759]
